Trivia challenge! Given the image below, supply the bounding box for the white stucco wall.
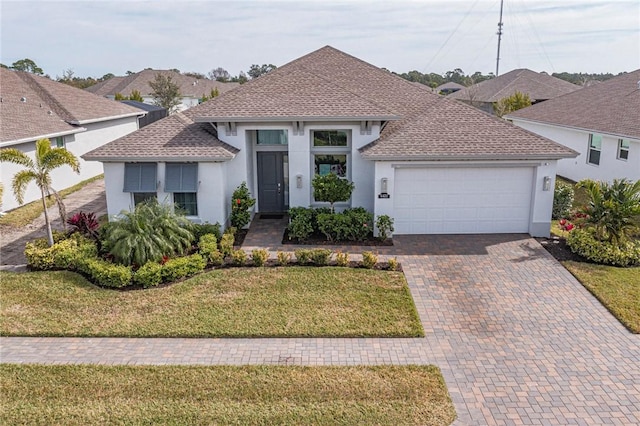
[1,116,139,212]
[373,160,558,238]
[103,161,228,225]
[510,119,640,182]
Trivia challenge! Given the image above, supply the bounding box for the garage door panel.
[393,167,533,234]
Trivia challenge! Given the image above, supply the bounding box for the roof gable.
[507,70,640,139]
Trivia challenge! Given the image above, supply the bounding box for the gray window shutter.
[165,163,198,192]
[124,163,157,192]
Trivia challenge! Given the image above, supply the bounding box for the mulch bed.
[281,229,393,246]
[535,235,590,263]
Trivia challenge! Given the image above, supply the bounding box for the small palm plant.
[575,178,640,246]
[0,138,80,246]
[103,200,195,266]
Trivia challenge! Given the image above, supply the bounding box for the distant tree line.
[3,57,623,90]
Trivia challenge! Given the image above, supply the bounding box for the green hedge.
[77,258,132,288]
[25,235,97,271]
[567,228,640,266]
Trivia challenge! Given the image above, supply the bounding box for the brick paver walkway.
[2,201,639,424]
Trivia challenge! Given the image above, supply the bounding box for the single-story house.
[448,68,581,115]
[84,46,577,237]
[85,70,240,112]
[506,70,640,183]
[0,68,145,212]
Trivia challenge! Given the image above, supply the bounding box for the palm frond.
[0,148,34,169]
[10,170,38,204]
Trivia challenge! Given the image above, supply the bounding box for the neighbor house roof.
[0,68,143,145]
[436,82,465,91]
[448,69,581,103]
[85,70,239,99]
[84,46,577,162]
[506,69,640,140]
[82,108,238,162]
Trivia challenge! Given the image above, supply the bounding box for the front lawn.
[0,364,455,425]
[0,267,424,337]
[563,261,640,333]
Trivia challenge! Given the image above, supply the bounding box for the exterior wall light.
[296,174,303,188]
[543,176,551,191]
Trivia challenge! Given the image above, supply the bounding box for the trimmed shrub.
[161,254,206,282]
[362,251,378,269]
[344,207,373,241]
[24,240,55,270]
[134,261,163,288]
[287,207,314,241]
[310,249,332,266]
[208,249,225,266]
[80,258,132,288]
[312,173,355,213]
[553,180,574,220]
[231,249,247,266]
[335,251,349,267]
[294,249,312,265]
[230,182,256,229]
[387,257,399,271]
[198,234,218,258]
[25,235,97,271]
[251,249,269,266]
[220,233,235,257]
[193,222,222,243]
[317,208,373,242]
[276,251,291,266]
[375,215,395,240]
[567,228,640,266]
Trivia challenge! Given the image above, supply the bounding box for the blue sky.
[1,0,638,78]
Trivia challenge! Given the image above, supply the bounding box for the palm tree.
[0,138,80,246]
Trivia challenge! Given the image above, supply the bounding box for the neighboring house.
[435,81,465,95]
[84,46,577,237]
[120,101,167,128]
[85,70,240,112]
[0,68,144,212]
[449,69,581,114]
[506,70,640,183]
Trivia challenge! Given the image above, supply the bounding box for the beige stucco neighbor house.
[85,70,240,112]
[84,47,577,237]
[0,68,144,212]
[507,70,640,183]
[449,69,581,115]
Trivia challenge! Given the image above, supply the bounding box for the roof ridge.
[16,72,77,123]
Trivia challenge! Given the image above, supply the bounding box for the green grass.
[563,261,640,333]
[0,174,103,228]
[0,364,456,425]
[0,267,424,337]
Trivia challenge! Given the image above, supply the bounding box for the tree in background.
[208,67,231,82]
[10,58,44,75]
[149,73,181,113]
[493,91,532,118]
[0,139,80,246]
[247,64,277,79]
[199,88,220,103]
[128,89,144,102]
[183,71,206,79]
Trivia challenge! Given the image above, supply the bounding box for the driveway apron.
[1,204,639,424]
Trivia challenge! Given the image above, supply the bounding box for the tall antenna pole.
[495,0,504,76]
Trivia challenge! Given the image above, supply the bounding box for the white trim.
[391,160,545,169]
[507,116,640,142]
[194,115,400,123]
[69,111,146,125]
[0,128,85,148]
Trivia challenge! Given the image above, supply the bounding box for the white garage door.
[393,167,533,234]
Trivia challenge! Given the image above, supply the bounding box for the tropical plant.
[573,178,640,246]
[230,182,256,229]
[312,173,354,213]
[67,211,100,241]
[493,91,532,118]
[103,200,194,266]
[0,138,80,246]
[375,215,395,240]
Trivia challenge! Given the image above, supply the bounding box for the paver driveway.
[1,233,639,425]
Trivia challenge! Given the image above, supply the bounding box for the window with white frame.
[257,130,288,145]
[311,130,350,178]
[55,137,65,148]
[587,134,602,165]
[165,163,198,216]
[124,163,157,206]
[617,139,630,161]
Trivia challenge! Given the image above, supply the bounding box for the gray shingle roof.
[83,46,577,162]
[507,70,640,139]
[82,109,238,162]
[448,69,581,103]
[1,68,143,144]
[85,70,239,98]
